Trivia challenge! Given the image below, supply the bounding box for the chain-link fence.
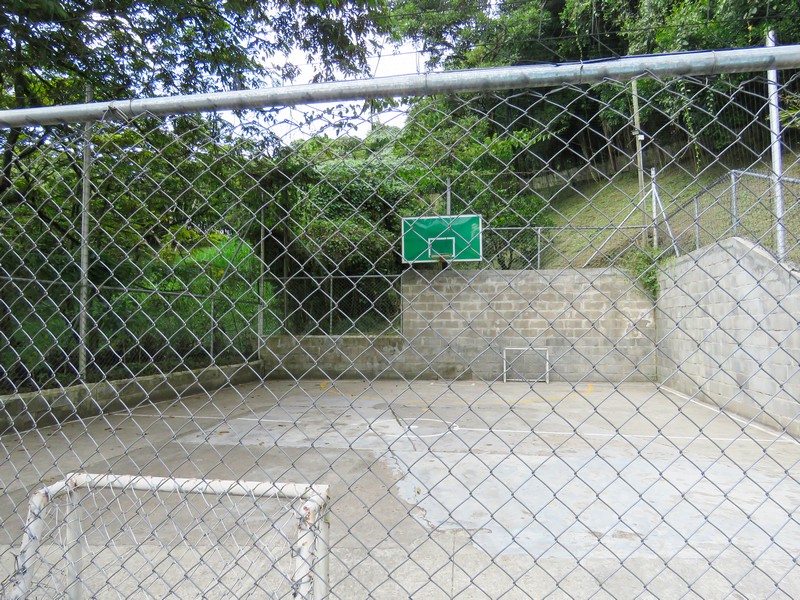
[654,167,800,262]
[2,46,800,598]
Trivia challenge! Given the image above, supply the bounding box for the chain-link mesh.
[2,51,800,598]
[8,475,327,599]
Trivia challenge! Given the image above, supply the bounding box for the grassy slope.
[540,158,800,268]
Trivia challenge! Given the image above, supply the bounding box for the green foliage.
[620,246,667,300]
[393,0,563,68]
[0,2,392,381]
[0,287,77,390]
[393,0,800,180]
[398,95,555,268]
[94,236,271,370]
[292,149,422,274]
[276,134,425,333]
[6,0,800,384]
[0,0,390,109]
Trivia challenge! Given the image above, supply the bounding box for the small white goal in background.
[10,473,329,600]
[503,347,550,383]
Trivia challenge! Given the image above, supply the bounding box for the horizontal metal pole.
[66,472,329,501]
[493,225,644,231]
[732,169,800,184]
[0,274,261,304]
[276,273,402,282]
[2,46,800,127]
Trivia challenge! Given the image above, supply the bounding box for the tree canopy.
[393,0,800,68]
[1,0,390,109]
[3,0,800,390]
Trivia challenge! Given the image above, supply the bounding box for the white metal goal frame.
[503,347,551,383]
[9,473,330,600]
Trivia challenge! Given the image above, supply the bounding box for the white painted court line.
[453,425,794,444]
[661,386,800,446]
[131,411,798,445]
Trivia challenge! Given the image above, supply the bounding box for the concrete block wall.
[261,335,417,379]
[401,269,656,382]
[657,238,800,434]
[261,268,656,382]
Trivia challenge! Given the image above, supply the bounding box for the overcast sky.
[268,42,429,141]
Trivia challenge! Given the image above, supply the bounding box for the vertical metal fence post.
[209,277,215,360]
[694,196,701,250]
[767,31,786,260]
[78,86,93,380]
[446,176,451,214]
[632,79,647,248]
[258,203,265,354]
[731,171,738,236]
[537,228,542,269]
[283,229,289,332]
[651,168,659,248]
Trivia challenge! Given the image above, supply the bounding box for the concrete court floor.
[1,379,800,598]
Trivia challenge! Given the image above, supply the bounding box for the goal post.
[503,347,550,383]
[10,473,330,600]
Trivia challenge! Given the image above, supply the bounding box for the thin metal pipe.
[651,168,659,248]
[294,497,322,599]
[537,228,542,270]
[0,275,261,304]
[66,472,329,501]
[446,177,451,215]
[651,169,680,257]
[731,169,800,184]
[78,86,93,380]
[493,225,643,230]
[258,204,265,352]
[209,283,215,360]
[767,31,786,260]
[731,171,739,236]
[694,196,701,250]
[65,489,84,600]
[2,46,800,127]
[316,504,331,600]
[632,79,647,247]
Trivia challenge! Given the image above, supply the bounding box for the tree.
[269,131,424,334]
[0,111,278,390]
[1,0,389,106]
[398,95,554,269]
[393,0,565,69]
[0,1,393,388]
[393,0,800,184]
[0,0,391,203]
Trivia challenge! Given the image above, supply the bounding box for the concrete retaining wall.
[657,238,800,434]
[0,361,262,431]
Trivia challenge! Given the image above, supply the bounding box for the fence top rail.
[731,169,800,184]
[2,45,800,128]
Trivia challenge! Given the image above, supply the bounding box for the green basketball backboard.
[401,215,483,263]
